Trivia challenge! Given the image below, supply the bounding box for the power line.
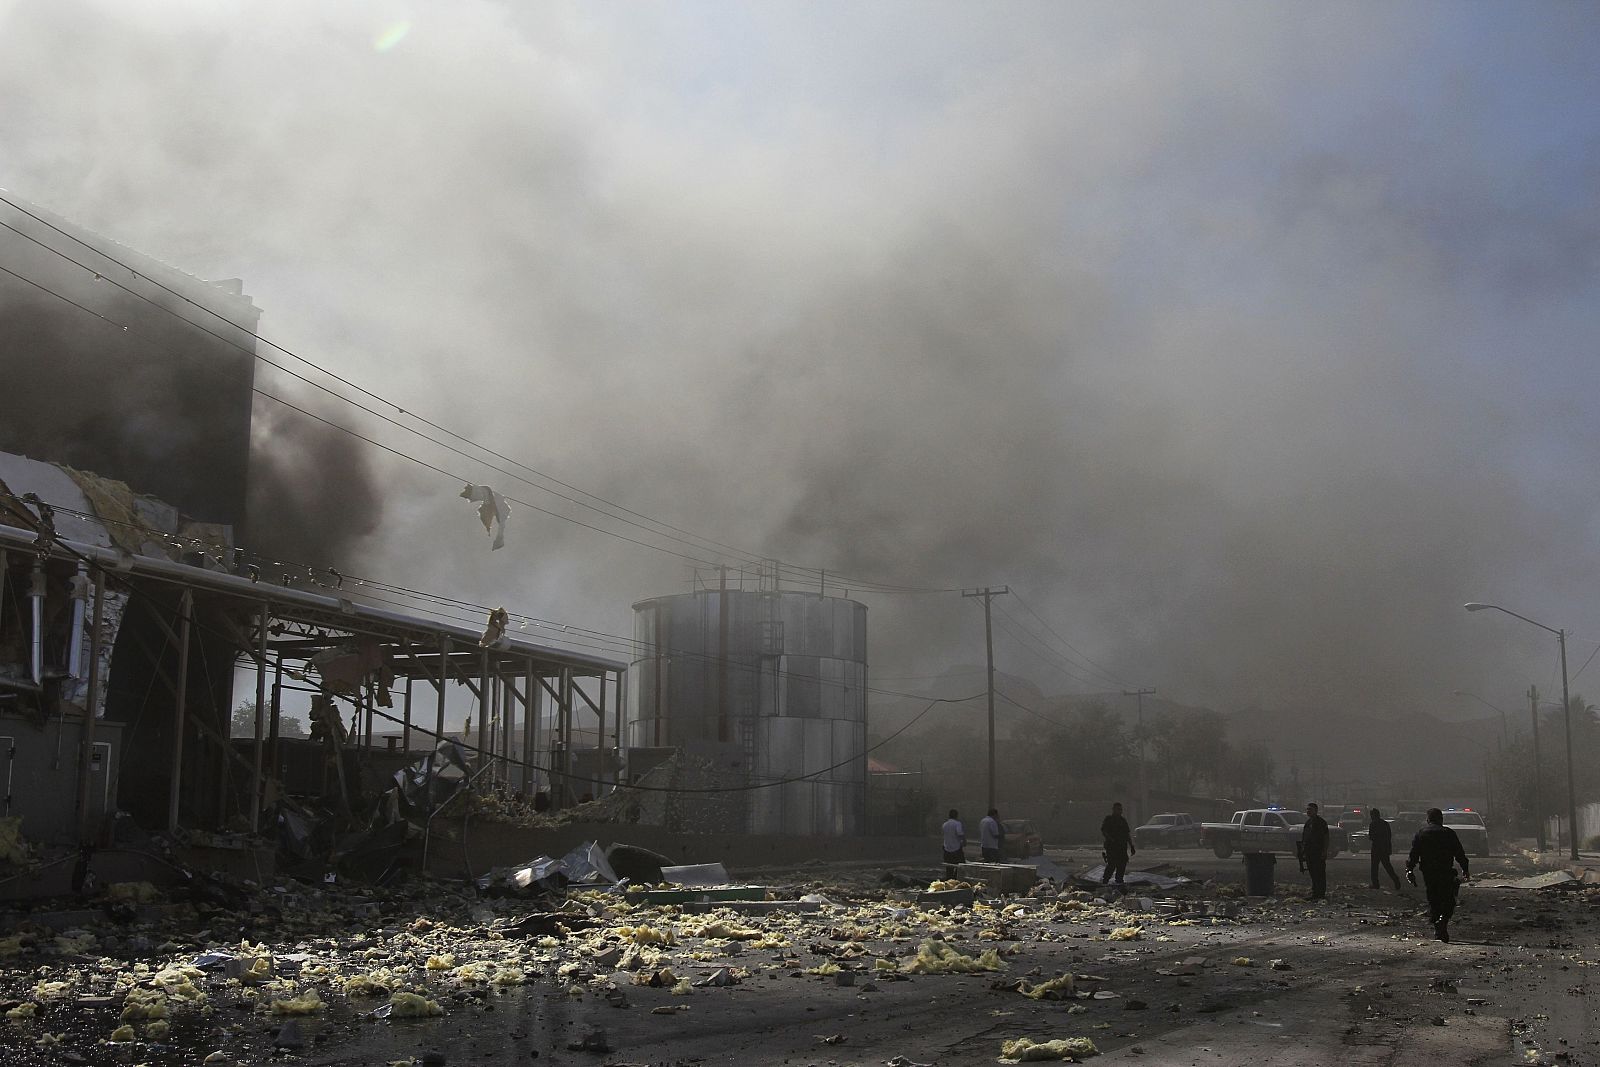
[1,493,985,797]
[1007,588,1129,689]
[991,604,1110,692]
[0,199,957,595]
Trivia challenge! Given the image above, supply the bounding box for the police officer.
[1100,802,1135,888]
[1368,807,1402,890]
[1301,802,1330,900]
[1406,807,1470,942]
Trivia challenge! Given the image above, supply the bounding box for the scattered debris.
[1000,1035,1100,1061]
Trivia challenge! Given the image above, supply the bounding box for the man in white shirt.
[980,808,1004,862]
[941,809,966,876]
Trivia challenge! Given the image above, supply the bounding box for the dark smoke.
[246,394,383,567]
[0,201,380,563]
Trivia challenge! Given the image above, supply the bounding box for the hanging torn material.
[479,606,510,649]
[460,484,509,550]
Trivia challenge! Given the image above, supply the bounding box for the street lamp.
[1464,603,1580,860]
[1452,690,1509,748]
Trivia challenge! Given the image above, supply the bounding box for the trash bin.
[1243,852,1276,896]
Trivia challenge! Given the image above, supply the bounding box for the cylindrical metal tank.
[629,589,867,836]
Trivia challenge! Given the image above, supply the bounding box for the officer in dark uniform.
[1407,807,1470,942]
[1301,802,1330,900]
[1369,807,1403,890]
[1100,802,1136,888]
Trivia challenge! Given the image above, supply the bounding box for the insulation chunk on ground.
[270,990,325,1015]
[389,991,444,1018]
[902,940,1004,974]
[1000,1035,1100,1061]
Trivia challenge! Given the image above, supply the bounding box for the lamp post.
[1451,690,1509,749]
[1465,603,1580,860]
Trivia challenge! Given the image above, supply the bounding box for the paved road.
[1044,844,1496,894]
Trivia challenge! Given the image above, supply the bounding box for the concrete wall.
[425,819,931,879]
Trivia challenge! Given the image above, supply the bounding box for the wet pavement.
[1,848,1596,1066]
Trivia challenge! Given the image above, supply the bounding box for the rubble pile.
[0,857,1268,1064]
[3,850,1594,1064]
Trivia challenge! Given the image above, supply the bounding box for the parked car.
[1391,810,1429,846]
[1443,808,1490,857]
[1349,817,1392,855]
[1198,807,1349,859]
[1134,812,1201,849]
[1338,807,1371,853]
[1000,818,1044,858]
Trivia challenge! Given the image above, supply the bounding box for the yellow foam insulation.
[53,931,95,955]
[678,917,762,941]
[270,990,325,1015]
[0,816,29,865]
[33,980,73,1001]
[620,924,673,945]
[1000,1035,1099,1061]
[669,978,693,995]
[1232,957,1254,966]
[108,1024,137,1043]
[34,1032,62,1047]
[233,957,273,985]
[342,971,397,997]
[153,965,207,1004]
[145,1019,170,1040]
[806,960,842,976]
[927,879,974,891]
[902,940,1004,975]
[1020,974,1076,1000]
[491,966,527,986]
[1107,927,1142,941]
[425,953,456,970]
[106,881,161,903]
[452,962,490,984]
[6,1002,36,1023]
[120,988,169,1021]
[389,991,444,1018]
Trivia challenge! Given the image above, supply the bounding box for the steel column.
[166,589,193,835]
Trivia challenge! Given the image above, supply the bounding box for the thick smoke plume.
[2,2,1598,725]
[0,202,381,563]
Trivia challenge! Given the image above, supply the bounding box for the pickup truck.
[1134,812,1200,849]
[1198,808,1348,859]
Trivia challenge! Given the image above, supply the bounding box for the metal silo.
[629,588,867,836]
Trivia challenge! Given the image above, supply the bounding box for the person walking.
[980,808,1004,862]
[1100,802,1135,888]
[1301,802,1330,900]
[1368,807,1403,890]
[1407,807,1470,942]
[941,809,966,877]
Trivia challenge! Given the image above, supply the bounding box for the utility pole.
[1123,688,1156,824]
[963,587,1008,811]
[1529,684,1547,852]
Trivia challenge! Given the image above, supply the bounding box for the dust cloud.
[2,2,1598,725]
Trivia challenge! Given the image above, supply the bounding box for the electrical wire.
[0,200,960,594]
[989,604,1107,692]
[0,493,984,796]
[1007,588,1130,690]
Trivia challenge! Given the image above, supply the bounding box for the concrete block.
[956,862,1039,895]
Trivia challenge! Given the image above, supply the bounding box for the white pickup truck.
[1198,808,1348,859]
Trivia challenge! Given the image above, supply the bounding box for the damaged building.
[0,198,625,884]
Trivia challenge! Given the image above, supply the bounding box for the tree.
[229,700,307,739]
[1221,742,1274,803]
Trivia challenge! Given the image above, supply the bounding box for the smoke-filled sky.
[3,1,1599,722]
